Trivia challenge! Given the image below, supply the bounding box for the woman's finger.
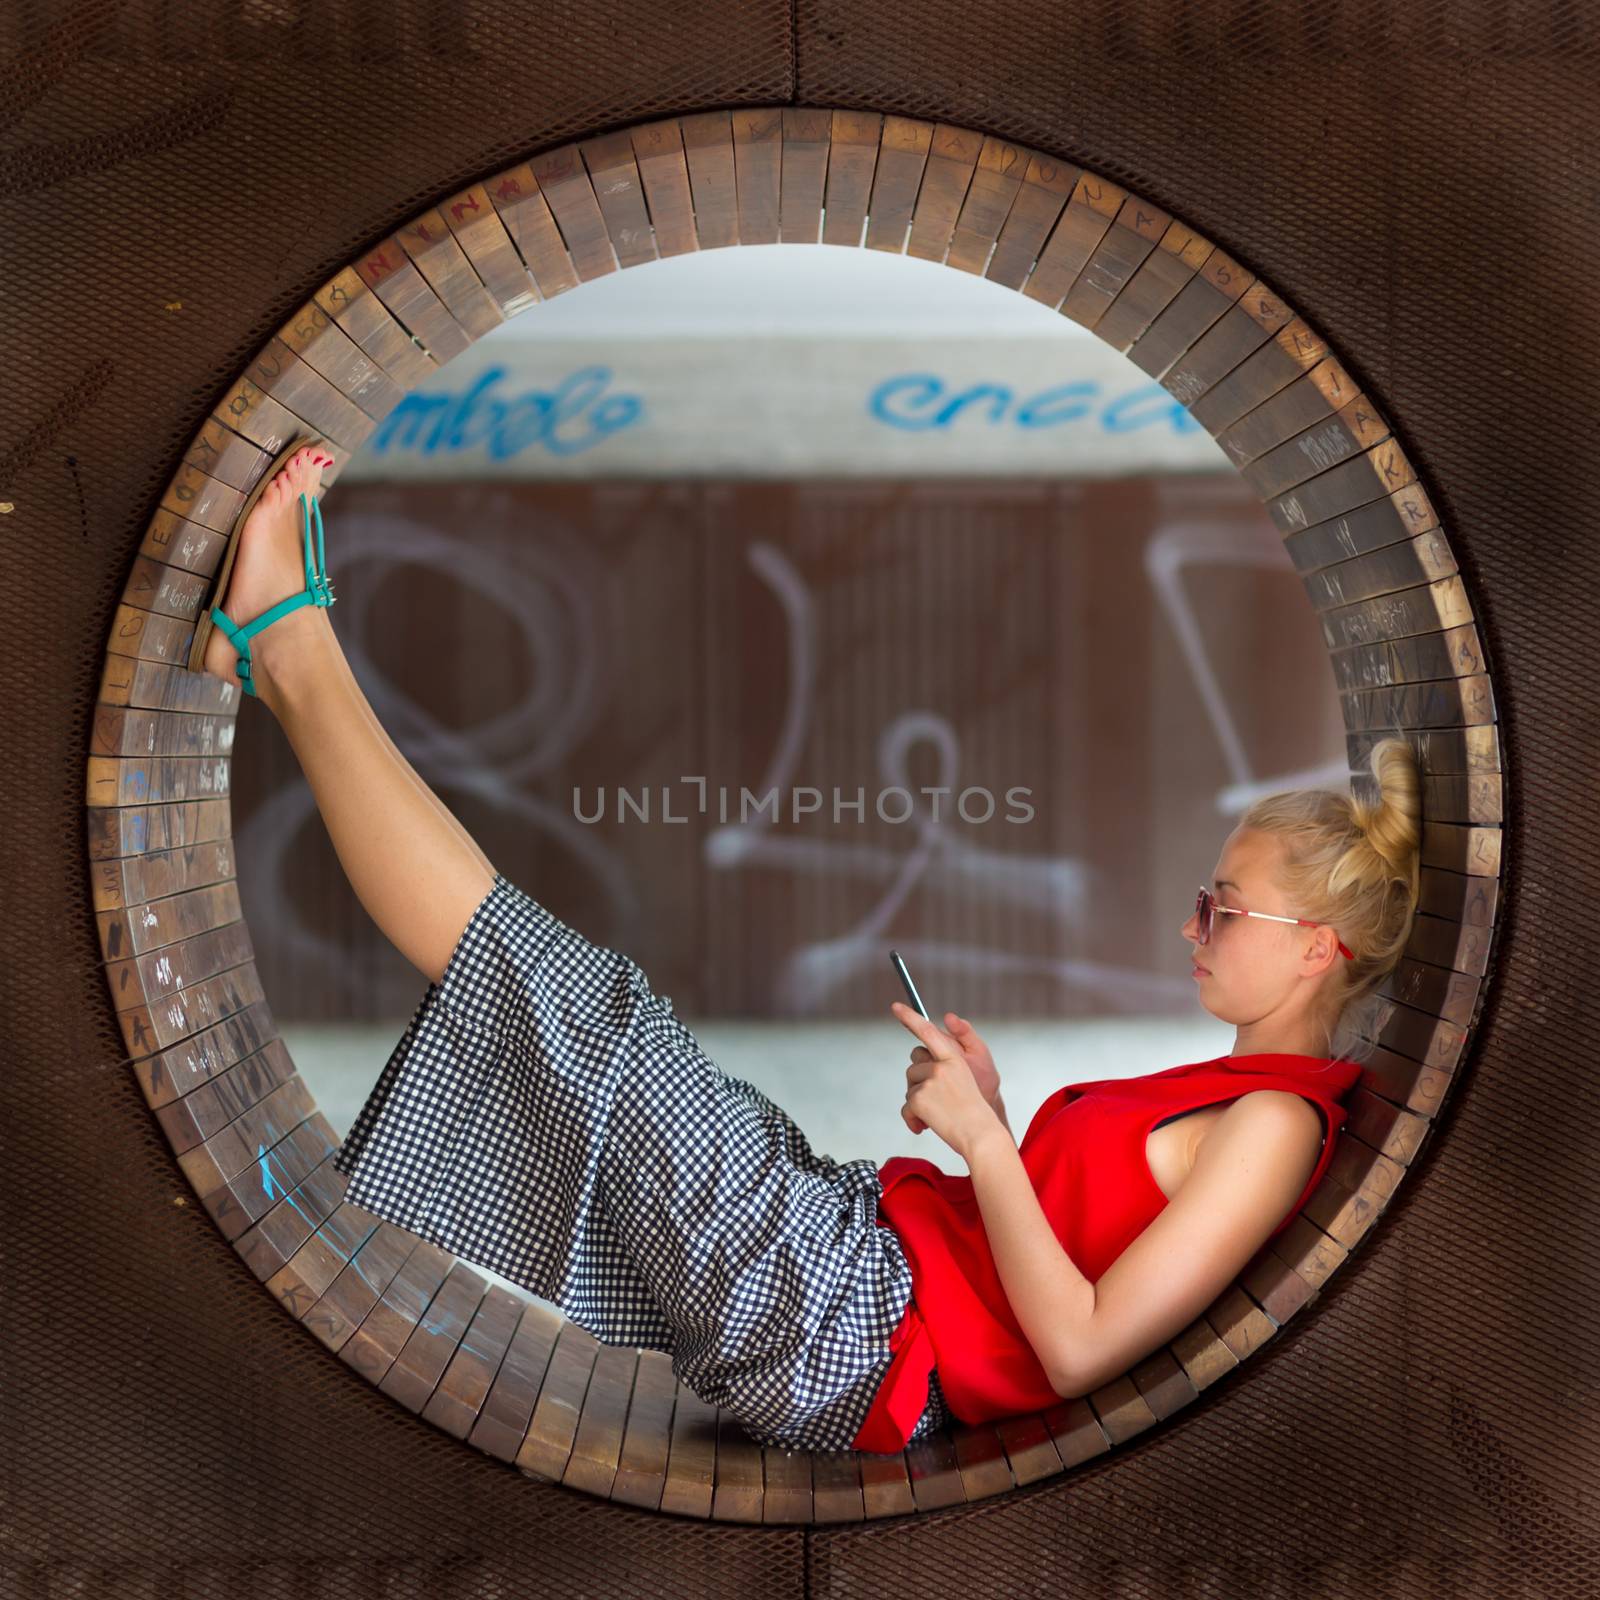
[890,1000,959,1058]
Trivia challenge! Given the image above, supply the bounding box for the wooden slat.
[992,1411,1071,1487]
[863,115,932,253]
[381,1261,496,1412]
[1412,905,1495,981]
[777,107,832,245]
[1340,678,1496,737]
[1201,1283,1279,1372]
[1301,1160,1396,1251]
[180,1075,318,1200]
[153,1034,299,1153]
[679,111,740,251]
[393,207,508,339]
[94,876,241,964]
[98,600,209,678]
[277,286,417,412]
[469,1298,563,1464]
[89,821,234,911]
[338,1236,460,1386]
[1045,1396,1113,1468]
[562,1342,642,1497]
[1370,998,1470,1076]
[1128,1346,1202,1421]
[1244,391,1396,504]
[608,1348,678,1509]
[1343,1083,1434,1165]
[1021,168,1124,310]
[317,264,442,390]
[517,1318,602,1482]
[1124,244,1251,376]
[267,1190,386,1319]
[1059,191,1170,329]
[1319,577,1475,652]
[1283,473,1442,576]
[1418,862,1498,930]
[111,918,252,1033]
[629,119,700,260]
[1194,320,1334,439]
[234,1145,351,1280]
[1333,631,1488,698]
[423,1283,528,1438]
[1085,1370,1162,1446]
[658,1383,718,1517]
[1349,722,1500,775]
[943,133,1030,274]
[1422,820,1502,877]
[906,122,985,262]
[91,704,235,771]
[984,149,1078,290]
[240,334,379,451]
[1307,522,1458,609]
[1093,220,1213,349]
[948,1419,1017,1502]
[1161,279,1296,408]
[303,1222,426,1354]
[730,108,783,246]
[856,1444,915,1519]
[581,128,661,270]
[1237,1244,1319,1326]
[116,944,261,1068]
[820,109,882,249]
[761,1437,814,1524]
[1380,953,1482,1030]
[210,372,334,464]
[354,231,476,362]
[904,1427,966,1510]
[710,1408,764,1521]
[1267,436,1420,536]
[1169,1313,1244,1391]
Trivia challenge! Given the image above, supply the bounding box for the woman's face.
[1180,826,1339,1028]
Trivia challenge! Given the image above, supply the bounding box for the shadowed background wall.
[2,2,1596,1595]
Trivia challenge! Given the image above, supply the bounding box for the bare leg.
[256,609,496,986]
[201,443,496,986]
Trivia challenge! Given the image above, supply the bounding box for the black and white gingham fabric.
[333,871,953,1452]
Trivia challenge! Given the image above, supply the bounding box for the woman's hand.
[904,1009,1001,1124]
[891,1001,1004,1162]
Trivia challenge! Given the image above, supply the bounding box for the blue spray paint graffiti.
[365,363,1198,461]
[257,1140,314,1226]
[370,364,644,460]
[867,373,1204,435]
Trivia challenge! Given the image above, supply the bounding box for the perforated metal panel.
[3,1,1596,1594]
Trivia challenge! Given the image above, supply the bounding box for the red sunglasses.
[1195,885,1354,960]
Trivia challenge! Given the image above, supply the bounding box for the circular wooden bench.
[86,106,1499,1525]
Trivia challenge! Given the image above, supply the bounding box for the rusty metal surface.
[3,1,1596,1593]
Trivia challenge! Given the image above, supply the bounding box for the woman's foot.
[202,445,334,699]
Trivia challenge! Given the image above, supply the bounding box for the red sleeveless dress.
[851,1050,1363,1452]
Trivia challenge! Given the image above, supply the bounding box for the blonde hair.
[1238,735,1423,1065]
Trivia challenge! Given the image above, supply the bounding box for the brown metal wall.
[3,1,1596,1594]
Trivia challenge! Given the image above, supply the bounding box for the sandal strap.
[300,491,336,606]
[207,486,337,670]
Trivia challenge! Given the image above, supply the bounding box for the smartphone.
[888,948,932,1021]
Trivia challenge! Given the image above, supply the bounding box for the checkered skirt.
[332,871,952,1452]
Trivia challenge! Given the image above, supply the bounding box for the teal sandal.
[209,486,337,697]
